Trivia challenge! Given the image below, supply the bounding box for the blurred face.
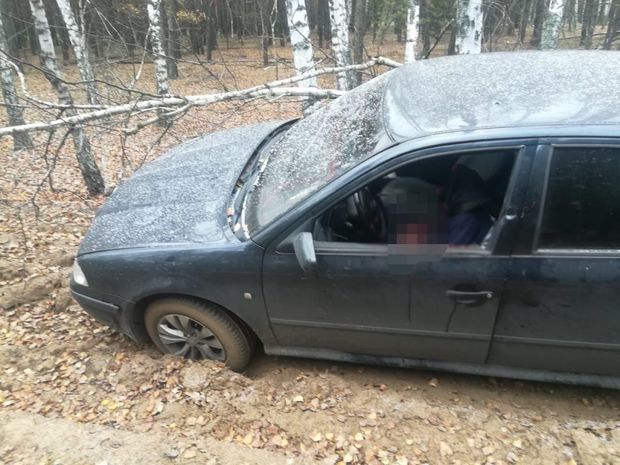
[389,190,448,245]
[396,223,428,244]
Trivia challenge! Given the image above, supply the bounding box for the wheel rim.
[156,314,226,361]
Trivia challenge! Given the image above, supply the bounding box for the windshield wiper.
[228,122,294,237]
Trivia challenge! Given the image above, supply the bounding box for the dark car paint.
[71,124,620,388]
[262,143,537,364]
[79,121,286,255]
[491,140,620,377]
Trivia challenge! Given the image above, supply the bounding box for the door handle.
[445,290,494,305]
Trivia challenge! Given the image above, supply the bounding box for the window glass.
[539,147,620,250]
[314,150,517,250]
[244,73,390,236]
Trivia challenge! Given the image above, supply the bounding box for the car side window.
[313,150,518,250]
[539,146,620,250]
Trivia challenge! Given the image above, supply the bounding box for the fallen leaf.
[439,441,453,457]
[243,432,254,445]
[164,449,179,458]
[151,401,164,416]
[100,399,118,411]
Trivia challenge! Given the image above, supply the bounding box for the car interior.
[313,151,517,248]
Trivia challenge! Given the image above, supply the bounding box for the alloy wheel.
[156,313,226,360]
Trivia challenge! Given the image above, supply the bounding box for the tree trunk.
[285,0,318,113]
[419,0,431,56]
[328,0,354,90]
[1,0,19,58]
[317,0,325,47]
[455,0,483,54]
[23,0,39,57]
[448,23,457,54]
[55,0,100,105]
[203,0,218,61]
[581,0,598,47]
[541,0,565,48]
[49,4,71,63]
[147,0,171,124]
[0,12,33,150]
[352,0,367,86]
[28,0,104,195]
[256,0,269,66]
[163,0,179,78]
[603,0,618,48]
[598,0,608,24]
[532,0,548,46]
[404,0,420,62]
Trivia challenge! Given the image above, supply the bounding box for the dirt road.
[1,299,619,465]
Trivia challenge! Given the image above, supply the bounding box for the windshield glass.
[243,73,391,236]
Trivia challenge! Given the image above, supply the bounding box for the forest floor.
[1,41,619,465]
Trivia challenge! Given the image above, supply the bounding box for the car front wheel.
[145,298,253,372]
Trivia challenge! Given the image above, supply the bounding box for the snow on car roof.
[384,51,620,141]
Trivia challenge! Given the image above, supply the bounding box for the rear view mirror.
[293,232,317,273]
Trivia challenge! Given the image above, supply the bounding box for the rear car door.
[489,140,620,378]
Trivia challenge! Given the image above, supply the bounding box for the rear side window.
[539,146,620,250]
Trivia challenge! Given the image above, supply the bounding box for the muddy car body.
[71,51,620,388]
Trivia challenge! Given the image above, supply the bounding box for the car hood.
[79,121,285,255]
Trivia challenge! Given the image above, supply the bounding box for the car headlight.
[72,260,89,287]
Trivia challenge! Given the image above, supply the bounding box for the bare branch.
[0,57,400,138]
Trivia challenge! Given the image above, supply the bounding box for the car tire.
[145,298,253,372]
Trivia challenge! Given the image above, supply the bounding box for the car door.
[262,141,535,364]
[488,140,620,377]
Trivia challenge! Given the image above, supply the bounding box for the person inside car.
[441,157,494,245]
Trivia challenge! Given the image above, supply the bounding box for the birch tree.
[147,0,171,123]
[404,0,420,62]
[0,13,32,150]
[455,0,483,54]
[603,0,619,49]
[328,0,354,90]
[285,0,318,111]
[541,0,565,49]
[28,0,105,195]
[55,0,100,105]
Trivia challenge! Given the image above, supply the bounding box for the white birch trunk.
[55,0,100,105]
[455,0,483,54]
[404,0,420,63]
[147,0,171,101]
[541,0,565,49]
[28,0,104,195]
[0,14,32,150]
[285,0,318,112]
[328,0,354,90]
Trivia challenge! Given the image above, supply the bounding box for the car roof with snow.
[384,50,620,142]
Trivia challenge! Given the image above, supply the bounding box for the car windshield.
[242,73,391,236]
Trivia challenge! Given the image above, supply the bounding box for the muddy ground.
[1,288,619,465]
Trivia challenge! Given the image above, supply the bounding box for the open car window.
[312,150,518,253]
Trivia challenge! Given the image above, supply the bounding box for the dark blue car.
[71,51,620,388]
